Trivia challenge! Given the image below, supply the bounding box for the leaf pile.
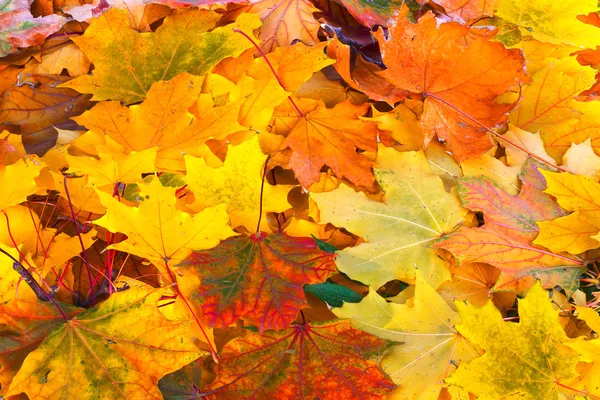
[3,0,600,398]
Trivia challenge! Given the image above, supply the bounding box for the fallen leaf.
[205,320,394,399]
[0,298,81,396]
[93,177,236,272]
[0,159,44,211]
[184,136,292,232]
[272,98,379,187]
[335,271,478,397]
[509,56,600,161]
[535,170,600,254]
[447,282,580,399]
[311,147,466,289]
[73,73,242,171]
[182,232,337,331]
[7,286,205,400]
[62,8,261,104]
[374,6,528,161]
[230,0,321,51]
[0,78,92,155]
[430,0,496,21]
[495,0,600,48]
[0,0,64,57]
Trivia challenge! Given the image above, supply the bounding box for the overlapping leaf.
[311,147,466,289]
[182,233,337,331]
[374,5,528,161]
[62,8,261,104]
[535,170,600,254]
[438,175,585,294]
[447,282,580,399]
[184,136,292,232]
[93,177,236,272]
[7,286,205,399]
[271,98,379,187]
[204,320,394,399]
[335,271,478,397]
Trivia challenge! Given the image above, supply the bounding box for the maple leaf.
[0,76,92,155]
[562,139,600,181]
[0,298,81,395]
[228,0,321,52]
[63,0,170,31]
[437,262,504,307]
[23,228,97,276]
[184,136,292,232]
[310,147,466,289]
[509,56,600,160]
[271,98,379,187]
[495,0,600,48]
[326,35,408,104]
[92,177,236,271]
[0,158,44,211]
[61,8,261,104]
[246,42,334,92]
[6,286,205,399]
[0,0,64,57]
[334,271,478,398]
[374,5,528,161]
[73,73,242,171]
[535,170,600,254]
[437,175,585,294]
[562,306,600,397]
[204,320,394,399]
[66,137,157,187]
[447,281,580,399]
[235,42,335,132]
[365,100,424,152]
[456,177,564,242]
[21,42,91,77]
[181,232,337,331]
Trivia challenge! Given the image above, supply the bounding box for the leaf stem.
[63,175,96,305]
[233,28,305,117]
[256,156,270,234]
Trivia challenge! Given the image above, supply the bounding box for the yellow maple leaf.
[184,136,292,232]
[93,177,236,271]
[562,306,600,397]
[509,56,600,161]
[447,282,579,399]
[334,271,478,398]
[66,136,157,187]
[62,8,261,104]
[310,147,466,289]
[235,42,334,132]
[535,170,600,254]
[562,139,600,181]
[73,73,242,171]
[6,286,205,400]
[0,159,44,212]
[495,0,600,48]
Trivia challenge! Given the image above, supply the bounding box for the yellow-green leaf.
[7,286,205,400]
[447,282,579,399]
[334,271,477,397]
[310,147,466,289]
[62,8,261,104]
